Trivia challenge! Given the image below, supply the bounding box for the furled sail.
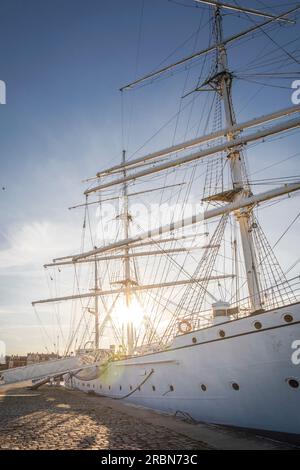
[0,356,82,385]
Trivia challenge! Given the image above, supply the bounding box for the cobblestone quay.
[0,386,206,450]
[0,385,297,450]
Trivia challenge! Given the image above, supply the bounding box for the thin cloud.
[0,221,79,270]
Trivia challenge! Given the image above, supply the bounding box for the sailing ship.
[2,1,300,437]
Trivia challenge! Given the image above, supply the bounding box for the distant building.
[0,356,9,371]
[26,352,59,364]
[8,355,27,368]
[0,352,60,370]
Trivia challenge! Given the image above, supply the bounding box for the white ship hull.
[66,303,300,436]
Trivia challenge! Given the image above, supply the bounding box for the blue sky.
[0,0,300,354]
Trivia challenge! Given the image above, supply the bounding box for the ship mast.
[87,257,100,349]
[86,257,100,349]
[214,6,262,312]
[94,258,99,349]
[122,149,135,354]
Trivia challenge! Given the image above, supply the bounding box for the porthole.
[254,321,262,330]
[170,385,174,391]
[152,385,156,391]
[219,330,226,338]
[284,314,293,323]
[232,382,240,391]
[201,384,207,391]
[287,378,299,389]
[192,337,197,344]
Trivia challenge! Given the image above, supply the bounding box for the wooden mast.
[122,150,135,354]
[214,6,262,311]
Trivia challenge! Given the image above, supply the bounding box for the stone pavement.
[0,386,208,450]
[0,386,297,450]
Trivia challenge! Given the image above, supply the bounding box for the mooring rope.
[113,368,155,400]
[70,367,155,401]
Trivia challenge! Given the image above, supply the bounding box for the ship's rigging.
[32,1,300,358]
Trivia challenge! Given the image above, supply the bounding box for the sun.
[114,297,143,328]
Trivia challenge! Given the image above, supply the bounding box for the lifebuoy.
[178,319,192,334]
